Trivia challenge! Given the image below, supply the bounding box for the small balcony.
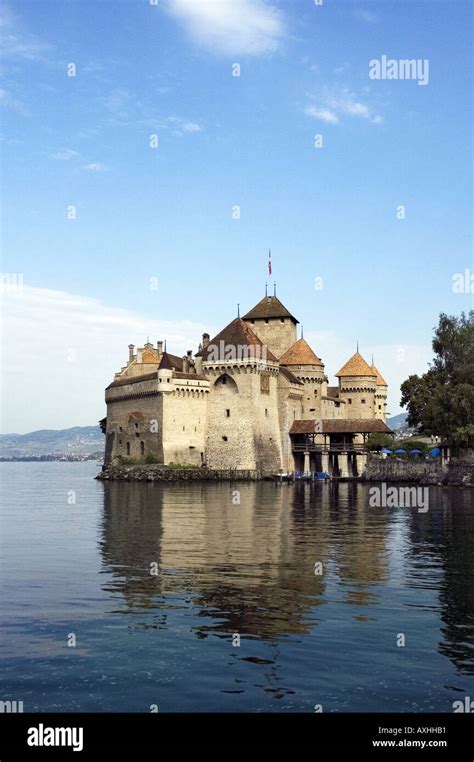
[291,441,367,453]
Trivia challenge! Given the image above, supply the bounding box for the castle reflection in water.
[98,481,474,675]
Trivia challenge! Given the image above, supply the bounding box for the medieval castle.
[102,292,391,476]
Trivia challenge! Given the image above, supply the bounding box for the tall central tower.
[242,294,298,359]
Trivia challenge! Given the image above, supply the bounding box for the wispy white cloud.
[1,285,209,432]
[165,0,284,55]
[305,87,383,125]
[83,162,107,172]
[354,8,379,24]
[0,2,50,61]
[50,148,80,161]
[304,105,339,124]
[101,87,131,116]
[182,121,202,133]
[0,85,28,115]
[166,116,203,135]
[97,88,202,137]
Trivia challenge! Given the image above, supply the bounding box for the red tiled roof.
[196,318,278,363]
[279,338,323,366]
[289,418,392,434]
[106,372,157,390]
[335,352,377,378]
[174,371,208,381]
[371,363,388,387]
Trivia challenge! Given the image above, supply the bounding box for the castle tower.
[157,351,174,392]
[279,338,325,419]
[242,294,298,359]
[371,362,388,421]
[196,317,283,471]
[335,351,377,420]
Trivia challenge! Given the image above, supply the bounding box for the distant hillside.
[387,413,409,432]
[1,416,411,459]
[0,426,104,459]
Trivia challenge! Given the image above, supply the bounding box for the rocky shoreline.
[363,458,474,487]
[96,464,262,481]
[97,459,474,487]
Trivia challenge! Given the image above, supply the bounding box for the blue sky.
[1,0,472,432]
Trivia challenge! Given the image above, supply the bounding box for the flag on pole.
[268,249,272,276]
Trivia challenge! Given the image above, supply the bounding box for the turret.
[371,360,388,421]
[335,350,377,419]
[242,292,298,359]
[157,351,173,391]
[279,337,325,418]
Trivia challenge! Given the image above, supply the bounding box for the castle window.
[140,441,145,455]
[126,442,130,455]
[167,378,170,383]
[135,432,140,438]
[280,318,284,323]
[135,423,138,429]
[348,399,352,405]
[335,402,340,408]
[362,399,366,404]
[222,436,228,441]
[183,425,185,431]
[314,390,318,396]
[225,409,230,417]
[309,408,315,412]
[378,404,382,410]
[265,318,269,324]
[221,376,227,384]
[119,439,122,445]
[119,426,122,432]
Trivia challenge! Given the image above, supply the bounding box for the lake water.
[0,462,473,712]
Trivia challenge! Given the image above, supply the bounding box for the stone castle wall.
[339,376,377,420]
[244,318,296,359]
[105,378,163,463]
[162,386,208,466]
[204,365,282,470]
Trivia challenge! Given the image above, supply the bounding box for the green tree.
[400,311,474,448]
[366,433,394,451]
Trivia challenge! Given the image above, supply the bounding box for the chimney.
[157,340,163,354]
[128,344,135,363]
[202,333,210,349]
[182,355,189,373]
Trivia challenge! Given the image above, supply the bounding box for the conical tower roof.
[158,351,173,370]
[279,338,323,366]
[242,295,298,323]
[335,351,376,377]
[371,363,388,387]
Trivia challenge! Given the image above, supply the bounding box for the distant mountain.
[0,426,104,459]
[387,413,409,432]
